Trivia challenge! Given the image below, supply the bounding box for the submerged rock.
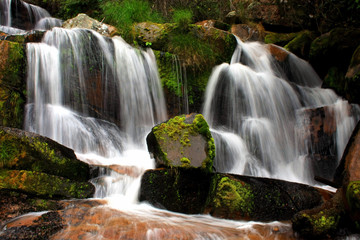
[147,113,215,172]
[0,127,91,182]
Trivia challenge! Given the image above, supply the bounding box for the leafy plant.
[172,9,193,32]
[101,0,163,41]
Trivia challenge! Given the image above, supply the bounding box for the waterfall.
[0,0,61,33]
[25,27,167,200]
[203,39,359,184]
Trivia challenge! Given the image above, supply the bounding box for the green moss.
[152,114,214,172]
[346,181,360,211]
[301,211,340,235]
[213,176,254,216]
[0,169,94,199]
[0,129,89,182]
[180,157,191,167]
[0,41,26,128]
[264,32,298,46]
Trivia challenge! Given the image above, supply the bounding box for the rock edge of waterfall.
[142,114,360,238]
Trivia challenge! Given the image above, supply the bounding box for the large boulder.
[310,28,360,79]
[62,13,118,37]
[0,40,26,128]
[140,168,331,221]
[146,114,215,172]
[132,22,174,49]
[0,169,94,199]
[293,121,360,237]
[0,127,91,182]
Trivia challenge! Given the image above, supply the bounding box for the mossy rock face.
[132,22,174,49]
[0,40,26,129]
[146,113,215,172]
[139,168,212,214]
[0,127,91,182]
[292,189,345,238]
[0,169,94,199]
[205,173,327,221]
[309,28,360,78]
[343,45,360,104]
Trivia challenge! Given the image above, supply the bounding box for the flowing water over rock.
[203,39,359,184]
[0,0,61,33]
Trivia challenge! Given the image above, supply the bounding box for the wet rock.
[146,113,215,172]
[0,189,64,224]
[231,23,265,42]
[293,121,360,237]
[140,168,331,221]
[0,169,95,199]
[0,40,26,128]
[62,13,118,37]
[0,211,64,240]
[265,30,315,59]
[205,173,330,221]
[140,168,212,213]
[0,30,46,43]
[0,126,91,182]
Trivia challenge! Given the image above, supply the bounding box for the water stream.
[2,1,360,238]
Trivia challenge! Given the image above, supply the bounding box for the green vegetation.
[172,9,193,32]
[0,169,94,199]
[101,0,163,41]
[213,176,254,216]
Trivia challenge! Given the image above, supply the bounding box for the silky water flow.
[19,14,359,240]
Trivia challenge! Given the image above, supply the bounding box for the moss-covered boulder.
[310,28,360,79]
[146,114,215,172]
[344,45,360,104]
[140,169,331,221]
[139,168,212,213]
[132,22,174,49]
[147,113,215,172]
[292,189,345,238]
[0,169,94,199]
[205,174,330,221]
[0,40,26,128]
[0,127,91,182]
[293,122,360,237]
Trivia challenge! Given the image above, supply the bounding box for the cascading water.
[0,0,62,34]
[203,38,359,184]
[25,27,167,204]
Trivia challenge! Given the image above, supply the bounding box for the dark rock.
[146,114,215,172]
[0,211,64,240]
[0,189,64,224]
[0,126,91,182]
[205,173,330,221]
[140,168,212,214]
[140,168,331,221]
[310,28,360,79]
[344,45,360,104]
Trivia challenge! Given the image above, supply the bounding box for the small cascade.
[203,39,359,184]
[25,27,167,200]
[0,0,61,33]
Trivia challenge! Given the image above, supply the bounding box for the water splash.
[203,39,359,184]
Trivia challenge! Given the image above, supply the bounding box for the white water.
[0,0,61,33]
[25,27,167,205]
[203,39,359,184]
